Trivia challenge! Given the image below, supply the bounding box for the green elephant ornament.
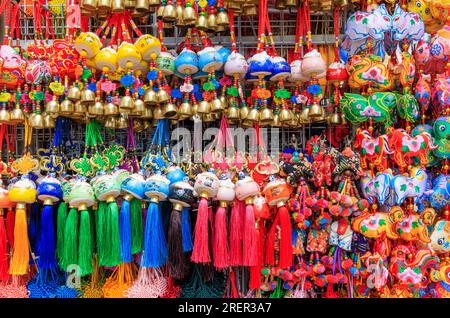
[433,116,450,159]
[397,91,421,123]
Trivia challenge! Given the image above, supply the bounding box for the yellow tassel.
[9,205,29,275]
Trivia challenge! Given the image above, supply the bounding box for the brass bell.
[207,13,217,31]
[275,0,286,10]
[144,89,157,105]
[246,108,260,122]
[196,14,208,31]
[329,112,342,125]
[59,99,74,116]
[183,5,197,25]
[43,113,56,128]
[192,103,198,115]
[45,98,60,114]
[116,116,128,129]
[142,107,153,119]
[241,119,253,128]
[0,109,10,124]
[143,121,151,130]
[219,96,228,109]
[202,113,215,122]
[312,113,326,123]
[88,101,104,116]
[156,89,170,103]
[120,95,134,109]
[111,0,125,12]
[148,0,160,7]
[74,102,88,116]
[162,4,177,22]
[97,0,112,10]
[104,102,119,116]
[29,113,45,129]
[175,5,185,27]
[197,100,211,115]
[134,119,144,132]
[288,115,299,127]
[216,10,230,26]
[119,106,131,115]
[260,108,274,124]
[133,99,146,115]
[308,103,322,118]
[157,5,164,18]
[68,86,81,101]
[299,108,310,124]
[272,114,282,127]
[284,0,297,7]
[80,89,95,105]
[81,0,98,10]
[124,0,136,8]
[341,113,348,125]
[227,107,240,120]
[163,103,178,119]
[104,117,117,129]
[136,0,149,12]
[240,105,250,120]
[210,98,224,113]
[244,6,257,16]
[179,102,192,117]
[279,109,293,122]
[153,107,164,120]
[131,9,146,17]
[10,107,25,124]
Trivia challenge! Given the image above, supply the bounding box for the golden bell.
[207,13,217,31]
[45,98,60,114]
[179,102,192,117]
[275,0,286,10]
[219,96,228,109]
[202,113,215,122]
[244,6,257,16]
[197,100,211,115]
[111,0,125,12]
[133,99,146,115]
[81,0,97,10]
[68,86,81,101]
[142,107,153,119]
[131,9,146,17]
[299,108,310,123]
[246,108,260,122]
[216,10,230,26]
[153,107,164,120]
[0,109,9,124]
[148,0,160,7]
[156,89,170,103]
[341,114,348,125]
[89,101,104,116]
[104,102,119,116]
[242,119,253,128]
[308,103,322,118]
[124,0,136,8]
[211,98,224,113]
[10,107,25,124]
[43,113,56,128]
[288,115,299,127]
[330,112,342,125]
[285,0,297,7]
[104,117,117,129]
[272,114,282,127]
[196,14,208,31]
[119,106,131,115]
[120,95,134,109]
[97,0,112,10]
[59,99,74,116]
[29,113,45,129]
[175,5,185,26]
[279,109,293,122]
[192,103,198,115]
[240,106,250,120]
[163,103,178,119]
[157,5,164,18]
[116,116,128,129]
[136,0,149,12]
[74,102,88,116]
[80,89,96,105]
[312,113,326,123]
[260,108,274,124]
[227,107,240,120]
[162,4,177,22]
[144,89,157,105]
[183,5,197,24]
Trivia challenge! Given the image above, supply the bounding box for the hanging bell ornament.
[275,0,286,10]
[68,86,81,101]
[124,0,136,8]
[142,107,153,119]
[80,89,96,105]
[183,5,197,25]
[246,108,260,122]
[175,5,185,27]
[120,95,135,109]
[43,113,56,128]
[97,0,112,10]
[163,3,177,22]
[207,13,217,32]
[112,0,125,12]
[148,0,160,7]
[29,113,45,129]
[279,108,293,122]
[260,108,274,124]
[202,113,215,122]
[59,100,74,116]
[74,102,88,117]
[227,107,240,120]
[144,89,157,105]
[179,102,192,117]
[116,116,128,129]
[240,105,250,120]
[0,109,10,124]
[81,0,98,10]
[157,5,164,18]
[134,119,144,132]
[341,113,348,125]
[133,99,146,115]
[197,100,211,114]
[104,102,119,116]
[284,0,297,7]
[308,102,322,118]
[45,98,60,115]
[10,106,25,124]
[163,103,178,119]
[196,13,208,31]
[156,89,170,103]
[299,108,310,123]
[210,98,224,113]
[88,101,105,116]
[272,114,282,127]
[136,0,149,12]
[153,107,164,120]
[329,112,342,125]
[104,117,117,129]
[216,10,230,26]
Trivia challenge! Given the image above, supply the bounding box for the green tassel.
[60,208,78,271]
[90,208,95,255]
[78,209,93,276]
[104,201,121,267]
[56,202,68,263]
[130,198,143,255]
[96,201,107,266]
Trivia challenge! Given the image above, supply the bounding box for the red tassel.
[229,200,244,266]
[6,208,14,249]
[0,213,9,281]
[278,206,293,269]
[213,205,229,269]
[229,270,239,298]
[242,203,257,266]
[265,212,279,266]
[249,219,265,289]
[191,197,211,263]
[325,284,339,298]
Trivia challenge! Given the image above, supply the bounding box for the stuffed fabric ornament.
[354,129,393,171]
[391,167,428,205]
[430,174,450,209]
[394,208,436,243]
[429,219,450,253]
[433,117,450,159]
[352,206,405,240]
[0,45,27,89]
[346,54,393,92]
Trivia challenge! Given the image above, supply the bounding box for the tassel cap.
[276,201,286,208]
[124,194,133,202]
[16,203,26,210]
[199,191,209,199]
[219,201,228,208]
[173,202,183,211]
[78,203,88,211]
[106,195,116,203]
[43,198,54,206]
[244,197,254,205]
[150,195,159,204]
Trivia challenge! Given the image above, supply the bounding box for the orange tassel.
[9,205,29,275]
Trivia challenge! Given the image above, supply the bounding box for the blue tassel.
[37,204,57,271]
[142,201,167,267]
[119,199,132,263]
[181,207,193,253]
[29,202,40,253]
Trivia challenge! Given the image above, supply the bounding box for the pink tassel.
[0,213,9,281]
[242,203,257,266]
[191,197,211,263]
[229,200,244,266]
[278,206,293,269]
[213,205,229,269]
